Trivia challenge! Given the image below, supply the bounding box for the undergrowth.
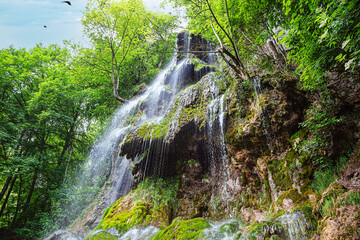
[132,177,179,209]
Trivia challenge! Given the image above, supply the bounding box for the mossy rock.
[267,151,295,192]
[291,205,317,230]
[88,200,169,238]
[94,201,149,234]
[152,218,211,240]
[85,231,118,240]
[277,188,305,207]
[244,220,284,239]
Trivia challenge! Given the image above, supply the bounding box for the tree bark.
[22,172,38,214]
[0,176,12,203]
[11,176,22,227]
[158,43,169,69]
[0,176,17,218]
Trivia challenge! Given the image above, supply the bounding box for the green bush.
[311,170,335,195]
[133,177,179,209]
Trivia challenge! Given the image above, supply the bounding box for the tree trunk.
[113,85,128,102]
[268,40,280,60]
[22,172,38,214]
[0,176,17,218]
[158,43,169,69]
[11,176,22,227]
[0,176,12,203]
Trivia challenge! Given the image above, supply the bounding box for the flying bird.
[61,1,71,5]
[43,25,47,28]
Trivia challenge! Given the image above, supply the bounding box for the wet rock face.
[176,31,215,64]
[327,70,360,106]
[240,211,315,240]
[119,72,227,184]
[176,162,211,219]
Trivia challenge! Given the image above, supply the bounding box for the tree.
[0,45,100,238]
[82,0,148,102]
[283,0,360,89]
[168,0,286,79]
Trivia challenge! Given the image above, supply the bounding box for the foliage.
[311,170,336,195]
[339,191,360,206]
[0,44,103,238]
[82,0,178,102]
[168,0,287,78]
[132,177,179,209]
[283,0,360,89]
[295,91,343,170]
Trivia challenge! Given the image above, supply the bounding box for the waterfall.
[252,77,278,202]
[206,92,232,215]
[43,32,219,240]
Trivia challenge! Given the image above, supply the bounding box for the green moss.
[94,201,149,234]
[152,218,210,240]
[289,129,308,149]
[267,151,295,192]
[86,177,179,239]
[292,206,317,229]
[277,188,305,206]
[86,231,118,240]
[132,177,179,209]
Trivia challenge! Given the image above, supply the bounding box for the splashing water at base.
[201,220,241,240]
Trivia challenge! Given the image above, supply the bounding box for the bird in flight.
[61,1,72,5]
[44,25,47,28]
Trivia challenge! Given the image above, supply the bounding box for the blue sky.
[0,0,176,49]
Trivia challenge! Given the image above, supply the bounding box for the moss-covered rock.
[86,230,118,240]
[85,178,178,239]
[93,200,150,234]
[152,218,211,240]
[243,220,284,239]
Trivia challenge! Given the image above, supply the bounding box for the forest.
[1,0,360,239]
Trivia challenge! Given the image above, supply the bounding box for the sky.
[0,0,180,49]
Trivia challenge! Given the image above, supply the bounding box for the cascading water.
[206,94,232,213]
[46,32,219,240]
[252,77,278,202]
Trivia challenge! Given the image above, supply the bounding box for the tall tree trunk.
[11,176,22,227]
[0,176,17,218]
[158,43,169,69]
[0,176,12,203]
[22,172,38,214]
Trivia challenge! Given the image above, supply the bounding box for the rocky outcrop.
[176,31,216,64]
[119,72,227,183]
